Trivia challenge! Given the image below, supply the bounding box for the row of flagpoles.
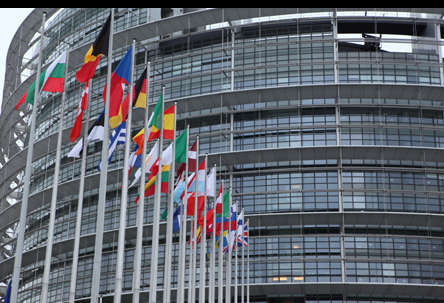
[8,9,252,303]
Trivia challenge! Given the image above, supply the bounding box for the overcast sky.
[0,8,34,110]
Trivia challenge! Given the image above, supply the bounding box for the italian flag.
[16,50,67,110]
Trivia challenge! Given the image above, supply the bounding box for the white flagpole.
[226,187,232,302]
[198,154,208,303]
[177,125,189,303]
[149,85,165,303]
[247,218,250,303]
[91,8,114,302]
[40,47,69,303]
[235,205,239,303]
[241,208,245,303]
[209,164,217,303]
[114,38,135,303]
[190,135,200,303]
[10,12,46,303]
[69,76,92,303]
[163,101,177,303]
[217,180,224,303]
[133,60,151,303]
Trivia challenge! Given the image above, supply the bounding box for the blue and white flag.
[98,121,126,170]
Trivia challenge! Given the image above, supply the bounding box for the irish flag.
[16,50,67,110]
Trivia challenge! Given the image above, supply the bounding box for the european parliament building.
[1,7,444,303]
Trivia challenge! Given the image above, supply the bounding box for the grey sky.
[0,8,34,109]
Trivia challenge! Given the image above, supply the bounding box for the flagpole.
[163,101,177,303]
[41,47,69,303]
[149,85,165,303]
[177,125,189,303]
[10,12,46,303]
[199,154,208,303]
[217,180,224,303]
[133,60,151,303]
[210,163,217,303]
[235,204,239,303]
[241,208,245,303]
[114,38,135,303]
[190,135,200,303]
[69,77,92,303]
[226,187,232,303]
[247,218,250,303]
[91,7,114,302]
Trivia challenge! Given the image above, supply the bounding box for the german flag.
[109,67,147,129]
[75,13,111,83]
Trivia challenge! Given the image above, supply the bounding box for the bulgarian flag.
[16,50,67,110]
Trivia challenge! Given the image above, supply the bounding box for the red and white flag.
[176,140,197,177]
[69,82,89,142]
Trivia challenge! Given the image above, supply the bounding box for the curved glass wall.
[2,7,444,303]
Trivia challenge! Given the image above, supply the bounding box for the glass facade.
[1,7,444,303]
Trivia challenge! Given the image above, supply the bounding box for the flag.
[128,144,142,174]
[131,113,152,156]
[185,192,205,217]
[234,209,244,249]
[198,207,214,236]
[68,110,104,158]
[129,141,159,188]
[173,173,191,203]
[146,93,163,142]
[134,164,170,203]
[175,130,187,164]
[188,159,206,194]
[161,208,168,221]
[16,50,67,109]
[97,121,126,170]
[69,81,89,142]
[109,67,147,128]
[215,230,229,254]
[206,167,215,197]
[222,190,230,218]
[146,93,175,142]
[172,204,182,232]
[214,184,223,215]
[238,221,248,247]
[147,103,175,142]
[132,67,147,108]
[3,279,11,303]
[162,104,175,140]
[104,45,133,123]
[151,130,186,176]
[215,203,237,234]
[76,13,111,83]
[176,139,196,177]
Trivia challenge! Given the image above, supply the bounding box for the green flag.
[161,208,168,220]
[175,130,187,164]
[222,191,230,218]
